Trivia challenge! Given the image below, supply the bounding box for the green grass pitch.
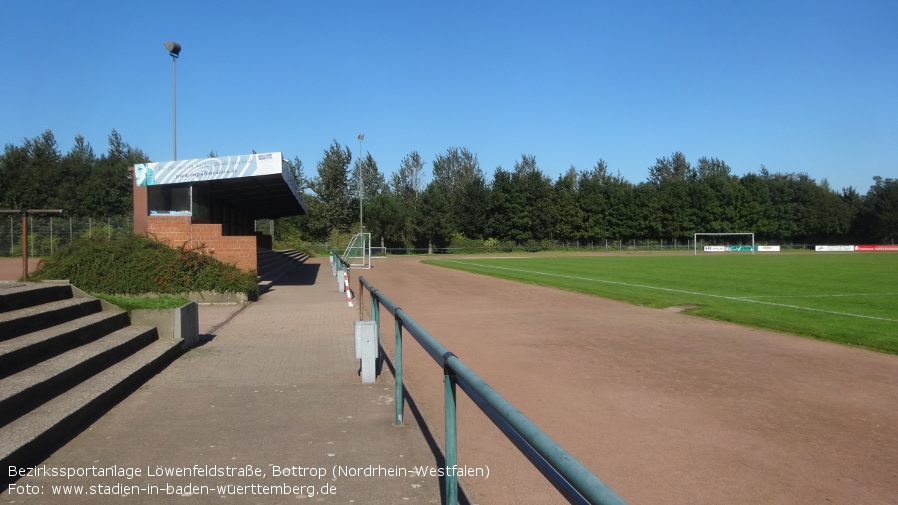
[423,253,898,354]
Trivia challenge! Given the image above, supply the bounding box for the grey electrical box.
[354,320,378,383]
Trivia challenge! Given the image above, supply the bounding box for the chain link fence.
[1,216,133,257]
[4,216,818,258]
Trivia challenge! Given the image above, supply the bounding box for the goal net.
[344,233,373,269]
[693,233,755,255]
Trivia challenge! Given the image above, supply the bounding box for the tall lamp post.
[358,134,364,234]
[163,41,181,160]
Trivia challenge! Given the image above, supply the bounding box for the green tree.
[309,140,353,235]
[632,182,661,238]
[855,177,898,243]
[288,156,308,190]
[364,192,407,248]
[391,151,427,207]
[348,151,387,236]
[415,182,454,250]
[649,152,695,240]
[58,135,97,215]
[457,169,490,239]
[4,129,63,210]
[513,155,553,242]
[388,151,427,246]
[0,142,31,209]
[577,161,610,241]
[487,167,521,241]
[79,129,148,216]
[363,153,386,198]
[738,171,777,238]
[550,167,582,243]
[430,147,484,234]
[603,170,638,239]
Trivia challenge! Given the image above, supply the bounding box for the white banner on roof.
[135,152,283,186]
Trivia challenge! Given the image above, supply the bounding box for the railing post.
[394,312,404,425]
[443,352,459,505]
[373,297,380,336]
[372,295,381,372]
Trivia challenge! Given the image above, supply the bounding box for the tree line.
[0,129,147,217]
[2,130,896,248]
[291,140,897,248]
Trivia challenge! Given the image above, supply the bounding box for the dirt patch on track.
[360,256,898,505]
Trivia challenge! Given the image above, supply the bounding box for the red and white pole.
[344,270,353,307]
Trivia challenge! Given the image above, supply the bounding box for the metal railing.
[358,276,628,505]
[330,250,351,273]
[1,215,133,257]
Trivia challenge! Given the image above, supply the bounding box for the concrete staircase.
[0,283,182,479]
[257,249,308,294]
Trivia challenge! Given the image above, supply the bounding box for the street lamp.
[358,134,364,234]
[163,41,181,160]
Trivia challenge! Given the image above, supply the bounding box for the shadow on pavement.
[380,350,473,505]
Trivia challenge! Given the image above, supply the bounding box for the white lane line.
[738,293,898,299]
[439,260,898,323]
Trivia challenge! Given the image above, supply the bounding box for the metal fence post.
[443,352,459,505]
[373,297,380,336]
[394,312,404,425]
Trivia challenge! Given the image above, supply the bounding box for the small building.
[132,152,307,272]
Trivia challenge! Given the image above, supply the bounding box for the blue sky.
[2,0,895,192]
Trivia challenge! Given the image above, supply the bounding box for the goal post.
[344,233,373,269]
[693,232,755,255]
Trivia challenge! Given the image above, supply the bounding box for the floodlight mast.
[358,134,364,234]
[163,41,181,160]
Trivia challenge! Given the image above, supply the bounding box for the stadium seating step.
[0,283,182,482]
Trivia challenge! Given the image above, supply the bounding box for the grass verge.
[93,294,190,311]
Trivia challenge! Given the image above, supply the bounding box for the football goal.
[693,232,755,255]
[344,233,373,269]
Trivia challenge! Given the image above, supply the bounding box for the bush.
[30,235,259,297]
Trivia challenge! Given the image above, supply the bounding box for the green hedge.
[30,235,259,298]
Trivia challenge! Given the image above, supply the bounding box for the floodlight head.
[164,41,181,58]
[358,134,364,141]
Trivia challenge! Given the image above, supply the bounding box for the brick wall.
[147,216,258,272]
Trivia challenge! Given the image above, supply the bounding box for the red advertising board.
[854,245,898,251]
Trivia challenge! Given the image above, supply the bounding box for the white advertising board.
[815,245,855,252]
[704,246,727,252]
[756,246,781,252]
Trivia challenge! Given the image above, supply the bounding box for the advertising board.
[854,245,898,252]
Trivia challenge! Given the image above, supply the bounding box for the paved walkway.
[1,259,446,504]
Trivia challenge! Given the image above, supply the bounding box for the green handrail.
[330,250,351,272]
[359,276,628,505]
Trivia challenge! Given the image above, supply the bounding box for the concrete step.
[0,297,102,340]
[0,310,131,378]
[257,250,308,289]
[0,338,182,472]
[0,283,73,313]
[0,325,158,426]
